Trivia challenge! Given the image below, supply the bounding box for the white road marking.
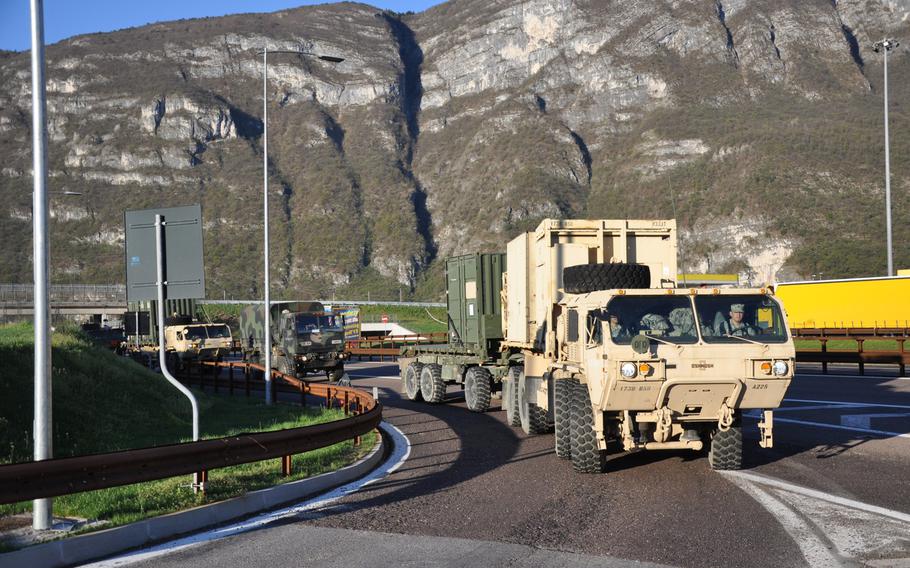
[785,398,910,411]
[85,421,412,567]
[772,416,910,439]
[723,471,910,524]
[724,471,910,566]
[840,413,910,429]
[726,475,841,567]
[796,373,909,381]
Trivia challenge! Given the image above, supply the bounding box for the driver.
[718,303,757,337]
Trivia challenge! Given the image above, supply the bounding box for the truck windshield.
[207,324,231,338]
[296,314,339,333]
[184,327,207,340]
[603,296,699,345]
[694,295,789,343]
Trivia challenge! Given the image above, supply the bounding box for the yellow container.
[775,276,910,328]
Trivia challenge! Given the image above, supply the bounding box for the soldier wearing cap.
[718,303,757,337]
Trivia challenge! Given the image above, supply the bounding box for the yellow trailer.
[774,276,910,329]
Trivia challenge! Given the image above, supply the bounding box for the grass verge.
[0,322,377,541]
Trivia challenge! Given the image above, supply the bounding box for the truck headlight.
[773,361,789,376]
[621,362,637,378]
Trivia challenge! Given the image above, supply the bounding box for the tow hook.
[718,402,734,432]
[758,410,774,448]
[654,407,673,443]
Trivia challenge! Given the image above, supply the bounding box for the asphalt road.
[102,362,910,568]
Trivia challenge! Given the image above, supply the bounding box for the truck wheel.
[570,380,607,473]
[519,372,552,435]
[276,355,294,377]
[554,378,574,459]
[403,362,424,401]
[464,367,492,413]
[420,364,446,404]
[504,366,522,427]
[326,365,344,382]
[708,419,743,471]
[563,262,651,294]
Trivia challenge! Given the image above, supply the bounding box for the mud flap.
[758,409,773,448]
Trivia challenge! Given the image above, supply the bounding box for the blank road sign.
[125,205,205,302]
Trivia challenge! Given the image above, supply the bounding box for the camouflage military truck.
[240,301,349,381]
[161,322,233,371]
[501,219,795,472]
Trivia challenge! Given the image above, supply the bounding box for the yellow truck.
[774,276,910,328]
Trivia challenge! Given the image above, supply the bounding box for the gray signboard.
[125,205,205,302]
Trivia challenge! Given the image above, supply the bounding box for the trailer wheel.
[504,366,523,427]
[563,262,651,294]
[570,379,607,473]
[403,362,424,401]
[708,419,743,470]
[519,373,552,435]
[554,378,574,459]
[276,355,294,377]
[420,364,446,404]
[464,367,492,412]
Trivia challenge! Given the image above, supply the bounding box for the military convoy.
[240,301,349,381]
[399,219,795,472]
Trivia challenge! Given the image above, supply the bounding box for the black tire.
[326,365,344,382]
[554,378,574,459]
[420,364,446,404]
[519,373,552,435]
[563,262,651,294]
[276,355,293,377]
[464,367,492,413]
[403,362,423,401]
[708,419,743,470]
[503,366,522,427]
[570,379,607,473]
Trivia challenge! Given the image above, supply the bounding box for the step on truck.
[400,219,795,471]
[240,301,350,381]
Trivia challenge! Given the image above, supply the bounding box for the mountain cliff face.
[1,0,908,299]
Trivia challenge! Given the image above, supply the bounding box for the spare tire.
[563,262,650,294]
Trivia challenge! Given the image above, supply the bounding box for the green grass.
[0,322,376,536]
[794,339,901,352]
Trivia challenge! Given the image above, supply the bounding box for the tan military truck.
[501,219,795,472]
[161,322,233,372]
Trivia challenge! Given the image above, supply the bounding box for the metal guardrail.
[346,333,449,361]
[0,362,381,505]
[794,328,909,376]
[0,283,126,304]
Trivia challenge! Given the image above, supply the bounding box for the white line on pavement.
[725,475,840,567]
[722,470,910,524]
[796,373,909,381]
[785,398,910,410]
[771,416,910,439]
[85,421,412,567]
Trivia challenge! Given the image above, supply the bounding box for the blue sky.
[0,1,443,52]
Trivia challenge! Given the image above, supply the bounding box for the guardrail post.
[899,339,906,377]
[270,372,277,402]
[194,470,207,494]
[213,363,219,394]
[857,339,865,376]
[228,363,234,396]
[244,365,251,397]
[344,391,350,416]
[281,455,292,477]
[299,381,305,406]
[820,339,828,374]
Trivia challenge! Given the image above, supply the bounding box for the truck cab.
[164,323,233,368]
[553,287,794,470]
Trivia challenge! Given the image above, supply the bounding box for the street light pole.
[29,0,52,531]
[260,47,343,404]
[873,38,900,276]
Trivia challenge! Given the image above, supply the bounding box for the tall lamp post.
[873,38,900,276]
[29,0,53,531]
[261,48,343,404]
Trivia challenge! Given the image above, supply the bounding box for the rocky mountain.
[1,0,908,299]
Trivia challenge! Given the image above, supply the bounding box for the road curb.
[0,430,386,568]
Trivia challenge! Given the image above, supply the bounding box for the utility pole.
[873,38,900,276]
